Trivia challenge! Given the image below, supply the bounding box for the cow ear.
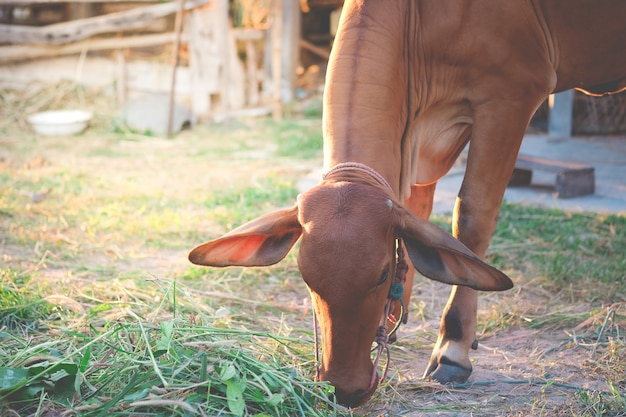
[395,207,512,291]
[189,206,302,267]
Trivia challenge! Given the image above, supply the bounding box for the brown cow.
[189,0,626,407]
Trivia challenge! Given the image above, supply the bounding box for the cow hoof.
[423,356,472,384]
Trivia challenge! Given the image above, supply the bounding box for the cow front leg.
[424,188,483,382]
[424,188,487,382]
[424,285,477,382]
[423,98,541,383]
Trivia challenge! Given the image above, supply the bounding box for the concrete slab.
[122,93,193,136]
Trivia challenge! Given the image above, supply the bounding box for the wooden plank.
[283,0,300,102]
[514,154,593,173]
[187,8,211,116]
[187,0,245,118]
[224,16,246,112]
[508,169,532,187]
[0,33,178,63]
[556,169,595,198]
[508,153,595,198]
[300,39,330,60]
[0,0,211,45]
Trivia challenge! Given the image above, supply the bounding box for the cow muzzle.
[318,367,379,408]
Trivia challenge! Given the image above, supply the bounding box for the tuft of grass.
[0,270,52,331]
[570,383,626,417]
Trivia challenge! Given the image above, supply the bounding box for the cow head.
[189,180,512,407]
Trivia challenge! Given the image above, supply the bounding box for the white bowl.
[28,110,92,136]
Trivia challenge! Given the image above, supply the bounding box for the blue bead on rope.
[388,282,404,300]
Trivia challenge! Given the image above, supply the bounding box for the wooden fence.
[0,0,285,123]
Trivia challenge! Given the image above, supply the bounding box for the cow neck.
[322,162,394,196]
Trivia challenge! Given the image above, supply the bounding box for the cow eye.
[376,269,389,286]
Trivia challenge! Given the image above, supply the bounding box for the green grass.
[430,202,626,301]
[274,121,323,159]
[490,202,626,299]
[201,176,298,230]
[1,97,625,415]
[0,270,337,416]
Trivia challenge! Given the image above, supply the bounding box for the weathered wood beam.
[3,0,160,4]
[232,28,264,42]
[0,28,263,63]
[300,39,329,60]
[0,0,211,45]
[0,32,179,63]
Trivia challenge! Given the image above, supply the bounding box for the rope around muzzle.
[312,239,409,394]
[367,239,408,392]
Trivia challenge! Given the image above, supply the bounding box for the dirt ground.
[363,279,625,416]
[1,118,624,417]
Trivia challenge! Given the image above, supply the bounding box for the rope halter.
[367,239,408,392]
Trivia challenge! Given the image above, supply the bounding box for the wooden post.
[245,40,258,106]
[69,2,93,21]
[282,0,300,102]
[167,0,185,137]
[548,90,575,137]
[187,0,230,120]
[115,47,126,106]
[271,0,283,121]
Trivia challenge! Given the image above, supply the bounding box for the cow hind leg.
[390,184,436,340]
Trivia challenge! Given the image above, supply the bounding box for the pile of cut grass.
[0,271,339,417]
